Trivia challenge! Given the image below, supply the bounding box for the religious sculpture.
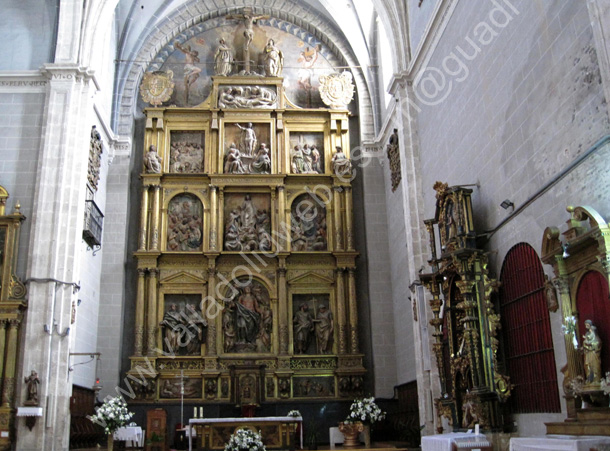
[219,86,277,109]
[24,370,40,406]
[214,39,233,76]
[224,143,246,174]
[291,195,327,251]
[225,9,269,74]
[291,145,317,174]
[583,319,602,384]
[236,123,257,157]
[167,195,203,251]
[315,305,334,354]
[160,303,182,352]
[386,128,401,191]
[223,195,271,252]
[251,143,271,174]
[169,140,204,173]
[174,41,202,104]
[144,145,163,173]
[160,302,207,355]
[293,303,314,354]
[331,146,352,177]
[262,39,283,76]
[88,125,103,191]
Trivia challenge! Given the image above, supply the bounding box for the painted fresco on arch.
[148,19,345,109]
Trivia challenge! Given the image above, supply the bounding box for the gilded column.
[0,320,7,393]
[278,186,287,251]
[146,269,159,356]
[2,319,19,406]
[206,268,217,356]
[210,186,218,251]
[345,187,354,251]
[218,189,225,251]
[333,187,343,251]
[336,268,347,354]
[134,268,147,356]
[151,186,161,251]
[278,265,288,354]
[347,268,359,354]
[455,278,481,388]
[138,186,150,251]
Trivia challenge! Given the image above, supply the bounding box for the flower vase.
[362,423,371,448]
[338,422,364,448]
[107,433,114,451]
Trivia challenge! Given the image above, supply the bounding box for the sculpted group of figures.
[223,281,273,353]
[160,302,208,355]
[293,302,334,354]
[169,141,204,173]
[167,195,203,251]
[218,85,277,109]
[224,195,272,252]
[291,143,323,174]
[291,199,327,251]
[213,37,284,77]
[224,123,272,174]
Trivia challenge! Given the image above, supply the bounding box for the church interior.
[1,0,610,450]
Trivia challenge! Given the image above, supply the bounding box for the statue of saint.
[331,146,352,177]
[263,39,283,76]
[214,39,233,76]
[251,143,271,174]
[144,145,163,173]
[315,305,334,354]
[235,123,257,156]
[293,303,314,354]
[24,370,40,405]
[234,285,261,344]
[583,319,602,384]
[160,303,182,352]
[224,143,246,174]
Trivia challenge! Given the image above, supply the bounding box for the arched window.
[576,270,610,375]
[499,243,560,413]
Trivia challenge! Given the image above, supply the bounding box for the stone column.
[278,266,288,354]
[134,268,147,356]
[146,269,159,356]
[2,320,20,407]
[333,187,343,251]
[335,268,347,354]
[347,268,359,354]
[151,186,161,251]
[209,186,218,251]
[344,187,354,251]
[138,186,150,251]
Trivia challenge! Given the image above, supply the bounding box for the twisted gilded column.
[2,319,19,406]
[278,266,288,354]
[134,268,147,356]
[347,268,359,353]
[138,186,150,251]
[335,268,347,354]
[146,269,159,356]
[151,186,161,251]
[455,278,482,388]
[333,187,343,251]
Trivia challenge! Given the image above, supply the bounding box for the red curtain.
[500,243,560,413]
[576,270,610,375]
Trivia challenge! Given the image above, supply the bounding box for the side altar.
[129,13,365,414]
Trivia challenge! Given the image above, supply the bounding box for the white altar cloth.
[510,435,610,451]
[421,432,484,451]
[188,416,302,450]
[113,426,143,447]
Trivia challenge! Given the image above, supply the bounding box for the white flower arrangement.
[88,395,134,435]
[562,315,578,349]
[224,428,266,451]
[287,410,301,417]
[347,397,386,424]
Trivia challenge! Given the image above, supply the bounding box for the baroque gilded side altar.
[129,68,365,409]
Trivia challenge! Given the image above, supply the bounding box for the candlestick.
[193,407,197,418]
[199,406,203,417]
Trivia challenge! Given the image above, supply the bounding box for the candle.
[199,407,203,417]
[193,407,197,418]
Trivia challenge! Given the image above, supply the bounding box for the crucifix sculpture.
[225,8,269,74]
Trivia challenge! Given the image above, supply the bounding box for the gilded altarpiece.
[0,187,27,450]
[130,76,364,406]
[420,183,510,432]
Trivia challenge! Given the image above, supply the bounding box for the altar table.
[188,416,302,451]
[509,435,610,451]
[113,426,143,448]
[421,432,491,451]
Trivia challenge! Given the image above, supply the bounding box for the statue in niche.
[223,143,246,174]
[235,123,257,157]
[291,194,327,251]
[331,146,352,177]
[293,303,314,354]
[24,370,40,405]
[214,39,233,76]
[144,145,163,173]
[386,128,401,191]
[160,301,207,355]
[169,140,204,173]
[167,195,203,251]
[160,303,182,352]
[314,305,334,354]
[583,319,602,384]
[223,280,272,353]
[185,303,208,354]
[88,125,103,190]
[223,195,271,252]
[311,145,322,173]
[218,86,277,109]
[262,39,284,76]
[291,145,316,174]
[444,200,458,242]
[251,143,271,174]
[544,275,559,313]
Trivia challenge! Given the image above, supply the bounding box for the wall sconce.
[500,199,514,211]
[43,320,70,337]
